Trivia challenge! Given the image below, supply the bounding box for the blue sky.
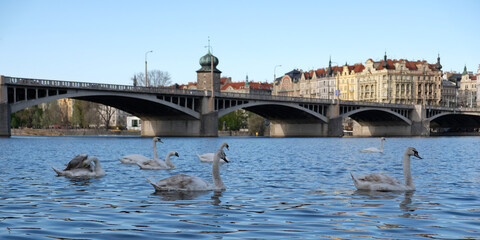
[1,0,479,86]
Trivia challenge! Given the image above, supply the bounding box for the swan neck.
[403,153,414,188]
[212,152,225,189]
[165,153,174,168]
[93,159,102,173]
[153,141,158,159]
[380,139,384,152]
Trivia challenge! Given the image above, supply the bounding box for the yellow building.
[57,98,73,121]
[336,63,364,101]
[459,65,477,107]
[342,54,443,105]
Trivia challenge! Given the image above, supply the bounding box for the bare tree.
[96,104,116,130]
[131,70,172,87]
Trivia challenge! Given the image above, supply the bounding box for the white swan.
[196,142,229,163]
[148,143,229,191]
[137,151,179,170]
[118,137,162,164]
[360,137,386,153]
[53,156,105,178]
[351,147,422,191]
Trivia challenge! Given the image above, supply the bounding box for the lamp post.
[274,65,282,82]
[145,50,153,87]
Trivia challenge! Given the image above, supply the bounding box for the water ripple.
[0,136,479,239]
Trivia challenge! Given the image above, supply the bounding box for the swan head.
[218,150,229,163]
[169,151,179,157]
[406,147,422,159]
[221,142,229,151]
[153,137,163,143]
[381,137,386,141]
[82,156,98,166]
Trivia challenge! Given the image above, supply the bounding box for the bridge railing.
[339,100,415,109]
[2,76,204,96]
[217,92,333,104]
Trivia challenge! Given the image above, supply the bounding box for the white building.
[126,116,141,130]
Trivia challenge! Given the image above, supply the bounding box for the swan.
[148,143,229,191]
[360,137,386,153]
[63,153,92,171]
[118,137,162,164]
[53,156,105,178]
[196,142,229,163]
[351,147,422,191]
[137,151,179,170]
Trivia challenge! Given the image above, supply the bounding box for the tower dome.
[197,50,221,73]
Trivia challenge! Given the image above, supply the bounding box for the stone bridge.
[1,75,480,137]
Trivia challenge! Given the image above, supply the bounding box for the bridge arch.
[218,101,329,123]
[10,90,200,119]
[341,107,412,125]
[428,111,480,121]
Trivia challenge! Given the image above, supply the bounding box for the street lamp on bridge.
[274,65,282,82]
[145,50,153,87]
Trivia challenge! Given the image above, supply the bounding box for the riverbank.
[11,128,261,137]
[11,128,141,136]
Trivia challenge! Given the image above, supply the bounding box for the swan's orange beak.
[413,151,422,159]
[222,157,229,163]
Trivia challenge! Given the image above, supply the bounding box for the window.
[132,119,139,127]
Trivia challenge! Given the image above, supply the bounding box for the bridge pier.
[410,104,430,136]
[269,122,328,137]
[141,119,202,137]
[141,96,219,137]
[0,76,11,137]
[0,103,11,137]
[351,122,412,137]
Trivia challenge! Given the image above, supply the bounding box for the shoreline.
[11,128,141,136]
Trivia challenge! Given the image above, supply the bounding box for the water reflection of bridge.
[1,75,480,137]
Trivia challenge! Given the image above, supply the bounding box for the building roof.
[221,81,272,91]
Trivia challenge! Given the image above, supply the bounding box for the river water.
[0,136,479,239]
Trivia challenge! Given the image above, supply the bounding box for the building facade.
[221,75,272,95]
[273,59,340,100]
[274,54,444,105]
[458,65,477,107]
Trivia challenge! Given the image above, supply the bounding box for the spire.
[327,56,333,76]
[382,51,388,69]
[435,54,442,70]
[462,65,468,75]
[245,74,249,87]
[205,36,212,54]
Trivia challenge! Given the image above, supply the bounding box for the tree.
[96,104,116,130]
[132,70,172,87]
[41,101,62,127]
[218,110,247,131]
[248,112,267,136]
[72,100,86,128]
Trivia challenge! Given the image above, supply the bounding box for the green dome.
[197,51,221,73]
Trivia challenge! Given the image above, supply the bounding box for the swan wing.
[137,158,168,170]
[64,154,89,170]
[197,153,228,163]
[352,173,407,191]
[119,154,150,164]
[148,174,212,191]
[360,147,380,153]
[197,153,214,162]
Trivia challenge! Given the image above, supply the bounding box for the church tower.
[196,48,221,92]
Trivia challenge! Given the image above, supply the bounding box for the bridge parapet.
[3,76,204,97]
[217,92,332,104]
